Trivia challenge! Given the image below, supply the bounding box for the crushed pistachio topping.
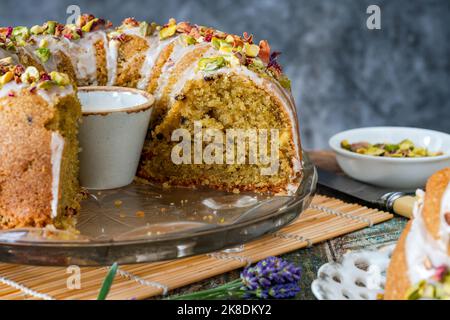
[1,14,291,90]
[197,56,227,72]
[34,47,51,63]
[341,139,444,158]
[0,60,71,90]
[406,266,450,300]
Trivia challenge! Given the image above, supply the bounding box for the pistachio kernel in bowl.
[340,139,443,158]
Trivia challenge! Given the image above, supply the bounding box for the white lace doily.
[311,245,395,300]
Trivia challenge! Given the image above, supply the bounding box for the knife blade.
[317,168,417,218]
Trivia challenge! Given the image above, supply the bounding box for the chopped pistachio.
[180,34,197,46]
[244,43,260,57]
[81,18,99,33]
[0,71,14,85]
[225,35,235,43]
[278,74,292,90]
[37,80,54,90]
[49,71,70,86]
[399,139,414,151]
[44,21,57,35]
[34,48,51,63]
[39,38,48,48]
[20,66,40,84]
[198,56,226,72]
[139,21,149,37]
[159,25,177,40]
[12,26,30,45]
[30,25,45,35]
[223,54,240,67]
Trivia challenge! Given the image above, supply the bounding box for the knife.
[317,168,417,218]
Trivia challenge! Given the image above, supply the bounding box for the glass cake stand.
[0,152,317,266]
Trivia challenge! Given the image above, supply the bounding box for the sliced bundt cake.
[1,15,303,195]
[0,59,82,229]
[0,14,303,231]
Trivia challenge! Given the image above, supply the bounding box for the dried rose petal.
[243,32,253,44]
[5,26,13,38]
[434,265,448,282]
[40,73,51,81]
[258,40,271,64]
[204,33,213,42]
[8,91,15,97]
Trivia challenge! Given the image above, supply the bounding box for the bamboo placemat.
[0,195,392,300]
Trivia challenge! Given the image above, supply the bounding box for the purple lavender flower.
[269,283,301,299]
[240,256,302,299]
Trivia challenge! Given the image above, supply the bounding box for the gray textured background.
[1,0,448,148]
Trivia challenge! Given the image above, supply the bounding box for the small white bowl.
[78,86,154,190]
[329,127,450,189]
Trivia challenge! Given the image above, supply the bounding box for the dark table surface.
[166,150,408,300]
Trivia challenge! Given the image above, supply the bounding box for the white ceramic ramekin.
[329,127,450,189]
[78,86,154,190]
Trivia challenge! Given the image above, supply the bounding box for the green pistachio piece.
[198,56,226,72]
[39,38,48,48]
[49,71,70,86]
[44,21,57,35]
[399,139,414,151]
[341,140,351,150]
[159,25,177,40]
[180,34,196,46]
[384,144,399,153]
[244,43,260,57]
[0,71,14,85]
[139,21,149,37]
[81,18,99,33]
[30,25,45,35]
[225,35,235,43]
[12,26,30,45]
[20,66,40,84]
[278,75,292,90]
[406,280,426,300]
[366,146,385,156]
[34,48,51,63]
[248,58,265,73]
[37,80,54,90]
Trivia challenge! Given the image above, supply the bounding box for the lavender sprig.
[170,256,302,300]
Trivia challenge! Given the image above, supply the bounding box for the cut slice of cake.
[0,60,82,229]
[384,168,450,299]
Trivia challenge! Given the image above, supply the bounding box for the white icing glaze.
[106,39,119,85]
[137,34,178,90]
[153,40,204,99]
[50,132,65,218]
[405,186,450,284]
[440,183,450,250]
[0,81,74,103]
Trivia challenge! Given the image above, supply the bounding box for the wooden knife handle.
[392,196,417,219]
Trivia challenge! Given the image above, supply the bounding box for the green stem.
[168,279,242,300]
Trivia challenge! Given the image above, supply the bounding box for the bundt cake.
[0,14,303,229]
[385,168,450,300]
[0,58,82,229]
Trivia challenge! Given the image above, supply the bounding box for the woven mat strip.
[0,195,392,300]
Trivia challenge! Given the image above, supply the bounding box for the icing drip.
[0,81,74,104]
[50,132,65,218]
[106,39,119,85]
[153,40,202,99]
[405,186,450,285]
[137,34,179,90]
